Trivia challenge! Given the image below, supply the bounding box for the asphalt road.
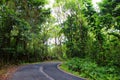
[10,62,84,80]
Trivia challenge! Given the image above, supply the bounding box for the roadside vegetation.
[0,0,120,80]
[60,58,120,80]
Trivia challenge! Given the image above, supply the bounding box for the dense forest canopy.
[0,0,120,79]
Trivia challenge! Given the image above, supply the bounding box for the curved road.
[10,62,84,80]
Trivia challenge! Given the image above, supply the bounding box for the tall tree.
[0,0,50,64]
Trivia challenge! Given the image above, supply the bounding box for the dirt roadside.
[0,65,18,80]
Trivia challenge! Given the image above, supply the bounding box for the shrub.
[65,58,120,80]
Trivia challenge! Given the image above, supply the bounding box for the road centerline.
[39,66,55,80]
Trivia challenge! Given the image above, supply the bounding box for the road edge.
[57,63,86,80]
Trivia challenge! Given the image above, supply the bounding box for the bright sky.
[92,0,102,9]
[45,0,102,12]
[45,0,55,8]
[47,0,102,7]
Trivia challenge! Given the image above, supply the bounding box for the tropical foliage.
[0,0,120,79]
